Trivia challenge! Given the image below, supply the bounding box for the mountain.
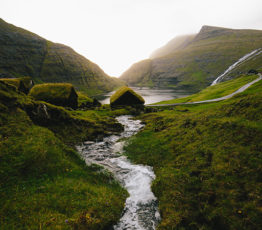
[150,34,195,59]
[120,26,262,92]
[0,18,123,95]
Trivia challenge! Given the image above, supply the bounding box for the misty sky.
[1,0,262,77]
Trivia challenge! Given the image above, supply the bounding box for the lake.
[98,87,190,105]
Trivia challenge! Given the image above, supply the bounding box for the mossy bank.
[123,78,262,229]
[0,81,128,229]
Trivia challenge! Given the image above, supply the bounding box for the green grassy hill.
[120,26,262,92]
[150,34,195,59]
[0,18,123,96]
[0,81,127,229]
[154,74,258,104]
[124,76,262,230]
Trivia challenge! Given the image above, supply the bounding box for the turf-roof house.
[29,83,78,109]
[110,86,145,107]
[0,77,34,94]
[0,78,24,94]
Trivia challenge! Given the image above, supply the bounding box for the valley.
[0,18,262,230]
[120,26,262,92]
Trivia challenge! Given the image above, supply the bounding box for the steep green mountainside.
[124,78,262,229]
[150,34,195,59]
[120,26,262,92]
[220,51,262,82]
[0,81,127,229]
[118,59,153,87]
[0,18,123,96]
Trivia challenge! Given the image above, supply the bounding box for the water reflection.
[99,87,190,105]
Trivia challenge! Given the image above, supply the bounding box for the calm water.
[99,87,190,105]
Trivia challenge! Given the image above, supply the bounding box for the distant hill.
[120,25,262,92]
[0,18,123,95]
[150,34,195,59]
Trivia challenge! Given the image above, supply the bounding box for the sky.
[1,0,262,77]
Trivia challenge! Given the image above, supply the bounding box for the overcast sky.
[1,0,262,76]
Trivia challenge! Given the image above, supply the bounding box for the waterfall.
[211,48,262,85]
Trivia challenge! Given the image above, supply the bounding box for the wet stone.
[77,115,161,230]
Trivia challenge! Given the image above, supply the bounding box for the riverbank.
[77,116,160,229]
[0,82,127,229]
[123,79,262,229]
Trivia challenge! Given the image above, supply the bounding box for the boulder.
[248,69,258,74]
[110,86,145,107]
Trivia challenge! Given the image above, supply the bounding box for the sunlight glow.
[1,0,262,76]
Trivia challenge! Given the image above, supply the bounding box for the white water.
[77,115,160,230]
[211,48,262,85]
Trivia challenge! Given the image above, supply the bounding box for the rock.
[248,69,258,74]
[84,141,95,145]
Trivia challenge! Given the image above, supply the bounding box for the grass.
[0,81,128,229]
[0,18,124,96]
[69,105,141,120]
[154,74,258,104]
[123,79,262,229]
[120,26,262,92]
[29,83,78,108]
[110,86,145,105]
[77,91,93,107]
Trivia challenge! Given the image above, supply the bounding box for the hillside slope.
[124,78,262,230]
[0,18,123,95]
[120,26,262,92]
[150,34,195,59]
[0,81,127,229]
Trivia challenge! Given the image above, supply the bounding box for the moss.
[155,74,258,104]
[0,72,127,229]
[77,91,95,108]
[124,81,262,230]
[0,18,124,96]
[29,83,78,109]
[0,78,28,94]
[110,86,145,107]
[120,26,262,92]
[19,76,34,89]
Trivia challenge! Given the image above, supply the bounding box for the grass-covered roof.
[29,83,78,108]
[0,77,33,94]
[0,78,21,88]
[110,86,145,106]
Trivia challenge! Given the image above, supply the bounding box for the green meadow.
[123,79,262,229]
[154,74,258,104]
[0,82,127,229]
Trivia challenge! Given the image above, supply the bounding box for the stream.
[76,115,160,230]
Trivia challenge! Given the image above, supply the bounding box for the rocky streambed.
[77,115,160,230]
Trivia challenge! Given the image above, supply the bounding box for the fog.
[1,0,262,76]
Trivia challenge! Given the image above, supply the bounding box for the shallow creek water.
[76,115,160,230]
